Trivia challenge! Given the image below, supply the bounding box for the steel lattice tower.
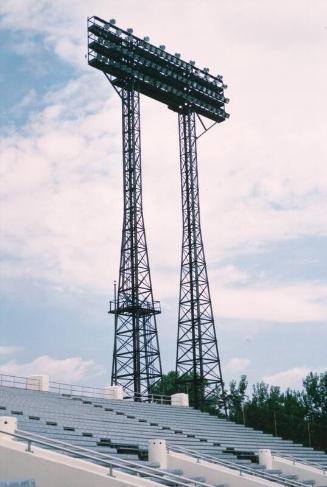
[88,16,230,402]
[109,83,162,395]
[176,110,227,413]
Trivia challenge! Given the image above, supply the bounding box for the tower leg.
[109,85,162,396]
[176,110,227,415]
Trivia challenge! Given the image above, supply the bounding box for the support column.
[109,84,162,395]
[176,109,226,414]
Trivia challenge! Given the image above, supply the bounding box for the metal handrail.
[272,452,326,473]
[0,372,171,405]
[49,381,105,398]
[124,391,171,404]
[168,445,316,487]
[0,429,217,487]
[0,373,39,389]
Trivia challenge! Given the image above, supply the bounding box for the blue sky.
[0,0,326,390]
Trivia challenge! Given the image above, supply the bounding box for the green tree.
[152,370,327,452]
[150,370,226,416]
[150,371,180,397]
[303,371,327,451]
[227,371,326,453]
[227,375,248,424]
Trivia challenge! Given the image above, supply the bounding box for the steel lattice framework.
[109,85,162,394]
[176,110,226,412]
[88,16,229,407]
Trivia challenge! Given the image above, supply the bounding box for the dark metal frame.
[107,80,162,395]
[87,16,229,406]
[176,109,227,414]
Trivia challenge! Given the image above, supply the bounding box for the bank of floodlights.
[87,16,230,123]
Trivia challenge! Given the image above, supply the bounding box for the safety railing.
[108,299,161,315]
[1,429,216,487]
[168,445,316,487]
[0,373,39,390]
[0,372,171,405]
[272,452,326,473]
[49,380,105,399]
[124,390,171,405]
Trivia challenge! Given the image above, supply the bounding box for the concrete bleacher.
[0,384,326,468]
[0,482,35,487]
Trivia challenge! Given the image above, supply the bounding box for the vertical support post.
[109,83,162,395]
[176,109,227,414]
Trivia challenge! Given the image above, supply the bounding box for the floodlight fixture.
[87,16,229,123]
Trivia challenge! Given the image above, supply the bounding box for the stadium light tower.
[87,16,229,410]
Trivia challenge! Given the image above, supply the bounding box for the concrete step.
[189,477,207,482]
[160,468,184,476]
[144,477,174,486]
[233,458,252,467]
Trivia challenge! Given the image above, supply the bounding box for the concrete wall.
[0,439,146,487]
[272,456,327,486]
[168,451,280,487]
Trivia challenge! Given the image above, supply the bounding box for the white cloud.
[0,0,326,333]
[0,73,121,292]
[214,282,327,323]
[13,89,37,113]
[263,366,326,390]
[0,72,326,326]
[0,346,22,356]
[0,355,104,383]
[226,357,250,372]
[211,266,250,286]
